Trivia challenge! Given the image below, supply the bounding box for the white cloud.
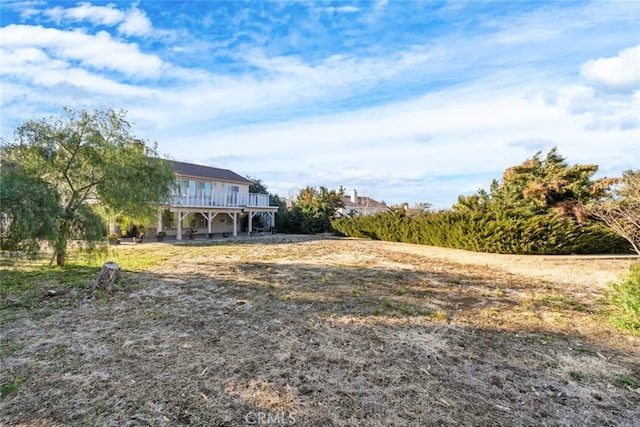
[327,6,359,13]
[491,27,559,45]
[36,2,155,38]
[44,2,124,26]
[0,24,164,78]
[581,44,640,92]
[0,45,157,102]
[114,44,442,132]
[117,6,153,37]
[508,138,555,152]
[155,82,564,172]
[585,115,640,131]
[565,87,603,115]
[374,0,389,11]
[524,88,559,106]
[562,82,640,131]
[225,45,434,95]
[1,46,49,65]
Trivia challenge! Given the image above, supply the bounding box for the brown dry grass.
[1,235,639,426]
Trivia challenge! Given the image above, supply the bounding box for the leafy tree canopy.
[0,158,61,254]
[3,107,176,265]
[247,176,269,194]
[454,147,609,222]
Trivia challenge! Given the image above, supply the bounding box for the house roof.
[171,161,251,184]
[341,196,388,210]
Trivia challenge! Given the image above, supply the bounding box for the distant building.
[338,189,389,217]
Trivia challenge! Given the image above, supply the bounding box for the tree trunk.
[53,219,70,267]
[56,252,65,267]
[93,262,120,293]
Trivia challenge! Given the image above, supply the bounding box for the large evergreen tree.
[2,107,176,266]
[454,147,607,221]
[284,186,345,234]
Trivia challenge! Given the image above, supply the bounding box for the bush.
[609,263,640,333]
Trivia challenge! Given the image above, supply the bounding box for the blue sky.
[1,1,639,208]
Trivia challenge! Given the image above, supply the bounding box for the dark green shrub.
[331,210,631,255]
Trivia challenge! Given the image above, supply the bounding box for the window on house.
[226,185,239,205]
[181,179,196,197]
[199,181,212,197]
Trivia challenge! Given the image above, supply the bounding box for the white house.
[151,161,278,240]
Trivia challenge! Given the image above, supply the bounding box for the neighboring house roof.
[171,161,251,184]
[341,196,388,210]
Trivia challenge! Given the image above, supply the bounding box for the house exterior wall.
[156,211,239,236]
[173,174,253,207]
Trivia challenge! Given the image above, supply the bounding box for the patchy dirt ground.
[1,235,639,426]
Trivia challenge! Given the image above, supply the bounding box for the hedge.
[331,211,631,255]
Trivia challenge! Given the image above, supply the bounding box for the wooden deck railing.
[169,192,272,208]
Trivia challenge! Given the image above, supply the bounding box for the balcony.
[169,192,273,208]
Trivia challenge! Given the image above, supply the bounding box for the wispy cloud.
[322,6,359,14]
[44,2,125,26]
[39,1,154,37]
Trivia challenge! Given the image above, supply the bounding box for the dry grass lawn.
[1,235,639,426]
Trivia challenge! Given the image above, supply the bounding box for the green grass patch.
[107,252,165,271]
[536,294,586,312]
[568,370,584,381]
[372,298,426,317]
[1,380,22,397]
[0,258,103,310]
[616,373,639,388]
[608,263,640,333]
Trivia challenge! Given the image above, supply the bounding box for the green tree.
[247,176,268,194]
[269,194,288,232]
[284,186,345,234]
[0,158,61,254]
[454,147,606,221]
[4,107,176,266]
